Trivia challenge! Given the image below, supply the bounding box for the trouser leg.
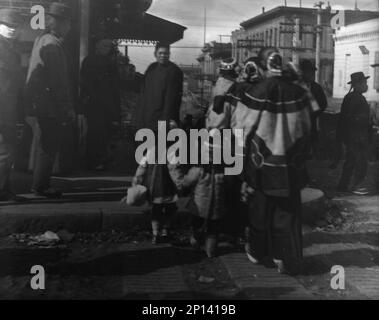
[247,190,303,270]
[0,132,15,194]
[162,203,177,231]
[87,118,106,168]
[151,204,164,236]
[247,190,270,260]
[337,145,356,190]
[32,118,61,191]
[352,143,369,189]
[271,191,303,268]
[223,176,245,238]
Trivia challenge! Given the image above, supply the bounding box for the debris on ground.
[57,230,75,243]
[314,200,347,231]
[198,276,215,284]
[9,231,61,247]
[28,231,60,247]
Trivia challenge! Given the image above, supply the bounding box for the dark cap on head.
[0,8,23,27]
[93,32,112,44]
[348,72,370,85]
[299,59,317,72]
[46,2,72,21]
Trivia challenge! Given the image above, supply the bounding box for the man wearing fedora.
[336,72,373,196]
[0,8,27,202]
[26,2,74,198]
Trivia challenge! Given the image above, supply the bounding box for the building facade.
[0,0,186,73]
[333,18,379,102]
[197,41,232,102]
[232,6,334,92]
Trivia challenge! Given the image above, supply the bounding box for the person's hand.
[169,120,178,129]
[132,176,139,187]
[241,182,255,202]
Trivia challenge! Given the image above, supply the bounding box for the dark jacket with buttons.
[337,91,372,145]
[135,61,183,131]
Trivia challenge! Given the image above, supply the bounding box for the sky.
[128,0,379,72]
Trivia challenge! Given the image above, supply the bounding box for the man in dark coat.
[135,42,183,131]
[0,9,26,202]
[337,72,373,196]
[80,35,120,170]
[26,3,74,198]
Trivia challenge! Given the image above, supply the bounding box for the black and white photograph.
[0,0,379,305]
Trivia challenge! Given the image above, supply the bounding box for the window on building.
[359,46,370,76]
[344,54,351,90]
[270,29,273,46]
[374,51,379,91]
[274,28,278,47]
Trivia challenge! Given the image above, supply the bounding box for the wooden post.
[315,1,324,83]
[292,17,301,66]
[79,0,90,65]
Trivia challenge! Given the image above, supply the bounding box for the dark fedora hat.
[299,59,317,72]
[348,72,370,85]
[46,2,72,21]
[0,8,23,27]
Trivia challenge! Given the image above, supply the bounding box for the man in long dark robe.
[135,43,183,131]
[336,72,373,196]
[80,36,120,170]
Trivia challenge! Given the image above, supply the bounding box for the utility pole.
[201,4,207,105]
[203,5,207,45]
[314,1,324,83]
[292,17,301,66]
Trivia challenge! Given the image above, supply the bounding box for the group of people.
[131,43,314,275]
[132,38,375,275]
[0,2,375,276]
[0,3,124,202]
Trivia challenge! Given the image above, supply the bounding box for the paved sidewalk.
[220,253,314,300]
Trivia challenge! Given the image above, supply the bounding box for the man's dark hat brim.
[46,12,73,21]
[0,9,23,27]
[347,76,370,85]
[46,3,73,21]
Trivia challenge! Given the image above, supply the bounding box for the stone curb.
[0,189,325,236]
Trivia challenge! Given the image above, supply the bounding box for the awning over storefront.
[94,13,187,44]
